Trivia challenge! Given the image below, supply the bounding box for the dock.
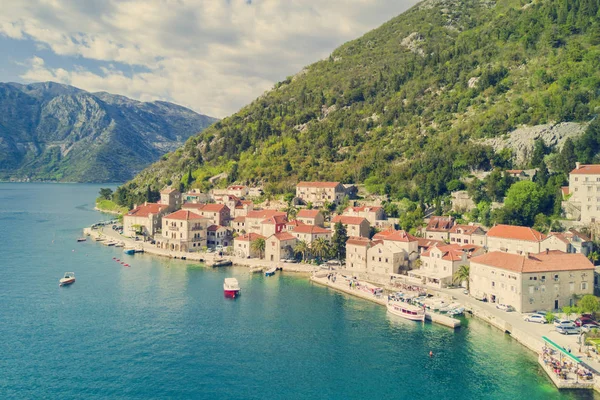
[310,275,460,329]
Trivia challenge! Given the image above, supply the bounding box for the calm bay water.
[0,183,597,399]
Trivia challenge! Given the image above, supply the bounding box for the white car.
[524,314,547,324]
[581,324,599,333]
[554,319,576,328]
[496,304,514,312]
[557,325,581,335]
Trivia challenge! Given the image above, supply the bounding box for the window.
[570,282,575,292]
[582,282,588,290]
[529,286,534,294]
[541,285,546,292]
[554,274,559,281]
[492,281,495,287]
[575,177,579,181]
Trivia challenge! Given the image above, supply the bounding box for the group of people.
[391,281,425,295]
[542,346,594,382]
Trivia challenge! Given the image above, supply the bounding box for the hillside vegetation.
[119,0,600,206]
[0,82,217,182]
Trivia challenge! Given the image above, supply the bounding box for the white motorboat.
[387,301,425,322]
[224,278,241,298]
[59,272,76,287]
[265,267,277,276]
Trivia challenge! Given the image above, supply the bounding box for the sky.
[0,0,419,118]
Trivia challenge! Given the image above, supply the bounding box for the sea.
[0,183,597,400]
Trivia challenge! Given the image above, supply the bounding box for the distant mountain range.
[0,82,217,182]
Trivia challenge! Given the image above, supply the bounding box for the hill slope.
[0,82,217,182]
[120,0,600,203]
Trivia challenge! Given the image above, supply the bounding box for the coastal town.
[85,163,600,392]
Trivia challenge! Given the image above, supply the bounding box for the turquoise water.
[0,183,597,399]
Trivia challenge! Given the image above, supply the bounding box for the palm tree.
[294,240,309,262]
[453,264,470,290]
[311,238,330,262]
[251,238,266,259]
[284,205,298,220]
[589,251,599,266]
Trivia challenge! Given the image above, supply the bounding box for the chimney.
[576,162,581,170]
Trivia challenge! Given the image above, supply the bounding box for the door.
[554,300,559,310]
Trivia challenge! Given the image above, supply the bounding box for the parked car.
[581,324,599,333]
[575,317,599,327]
[554,319,576,328]
[524,314,547,324]
[463,289,469,295]
[533,310,548,316]
[496,304,514,312]
[556,325,581,335]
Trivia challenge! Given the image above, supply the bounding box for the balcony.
[192,237,205,242]
[191,226,203,231]
[167,226,180,232]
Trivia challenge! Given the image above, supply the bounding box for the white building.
[233,233,265,258]
[123,202,168,237]
[409,244,483,288]
[156,210,208,252]
[486,224,546,255]
[565,163,600,223]
[296,181,346,206]
[470,250,594,312]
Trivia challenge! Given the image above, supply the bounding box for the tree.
[294,240,309,262]
[284,204,298,220]
[562,306,573,320]
[559,138,577,174]
[502,181,545,226]
[311,238,330,261]
[533,160,549,186]
[579,295,600,314]
[530,138,548,168]
[589,252,600,266]
[453,265,470,289]
[283,192,295,204]
[99,188,113,200]
[331,221,349,261]
[251,238,266,259]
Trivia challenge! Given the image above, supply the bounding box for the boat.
[249,266,263,274]
[439,302,461,313]
[77,237,86,242]
[448,307,465,316]
[114,242,124,248]
[265,267,277,276]
[123,249,135,255]
[105,241,116,246]
[223,278,241,298]
[94,236,105,241]
[387,301,425,322]
[59,272,76,287]
[212,259,233,268]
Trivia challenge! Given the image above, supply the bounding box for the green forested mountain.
[0,82,217,182]
[120,0,600,204]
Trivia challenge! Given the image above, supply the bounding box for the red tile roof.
[384,230,417,242]
[416,238,445,249]
[126,203,168,217]
[570,164,600,175]
[346,236,372,246]
[297,209,321,218]
[286,220,306,228]
[471,251,594,273]
[297,181,341,188]
[164,210,204,221]
[561,186,569,196]
[207,225,228,232]
[426,216,455,232]
[233,216,246,223]
[422,243,480,261]
[235,233,265,242]
[332,215,368,225]
[292,225,331,234]
[272,232,296,241]
[449,224,485,235]
[487,224,546,242]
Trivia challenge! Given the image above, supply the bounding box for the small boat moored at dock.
[224,278,241,298]
[250,266,263,274]
[77,237,86,242]
[59,272,76,287]
[387,301,425,322]
[212,259,233,268]
[265,267,277,276]
[123,249,135,255]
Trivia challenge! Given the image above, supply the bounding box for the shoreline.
[82,223,600,392]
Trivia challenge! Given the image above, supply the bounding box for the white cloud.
[1,0,419,117]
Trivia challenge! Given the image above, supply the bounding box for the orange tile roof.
[570,164,600,175]
[346,236,372,246]
[207,225,228,232]
[246,210,286,219]
[561,186,569,196]
[384,230,418,243]
[235,233,265,242]
[182,203,229,213]
[344,206,383,213]
[126,203,168,217]
[471,251,594,273]
[292,225,331,234]
[332,215,368,225]
[286,220,306,228]
[449,224,485,235]
[297,181,341,188]
[416,238,445,249]
[262,215,288,225]
[272,232,297,241]
[422,243,481,261]
[426,216,455,232]
[487,224,546,242]
[164,210,205,221]
[297,209,321,218]
[233,216,246,223]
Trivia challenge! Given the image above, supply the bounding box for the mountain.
[0,82,217,182]
[118,0,600,205]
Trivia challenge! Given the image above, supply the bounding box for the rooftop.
[331,215,368,225]
[344,205,383,213]
[426,216,455,232]
[262,215,288,225]
[164,209,205,221]
[487,224,546,242]
[449,224,485,235]
[297,181,341,188]
[246,209,286,219]
[471,250,594,273]
[235,233,265,242]
[346,236,372,246]
[422,243,480,261]
[182,203,229,213]
[272,232,296,241]
[297,209,321,218]
[570,164,600,175]
[126,203,168,218]
[292,225,331,234]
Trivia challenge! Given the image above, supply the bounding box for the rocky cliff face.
[0,82,217,182]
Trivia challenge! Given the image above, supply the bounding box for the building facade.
[123,202,168,237]
[565,163,600,223]
[343,206,386,225]
[331,215,370,238]
[449,224,486,246]
[296,181,346,206]
[424,216,455,241]
[296,209,325,227]
[264,232,298,262]
[486,224,546,255]
[156,210,208,252]
[234,233,265,258]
